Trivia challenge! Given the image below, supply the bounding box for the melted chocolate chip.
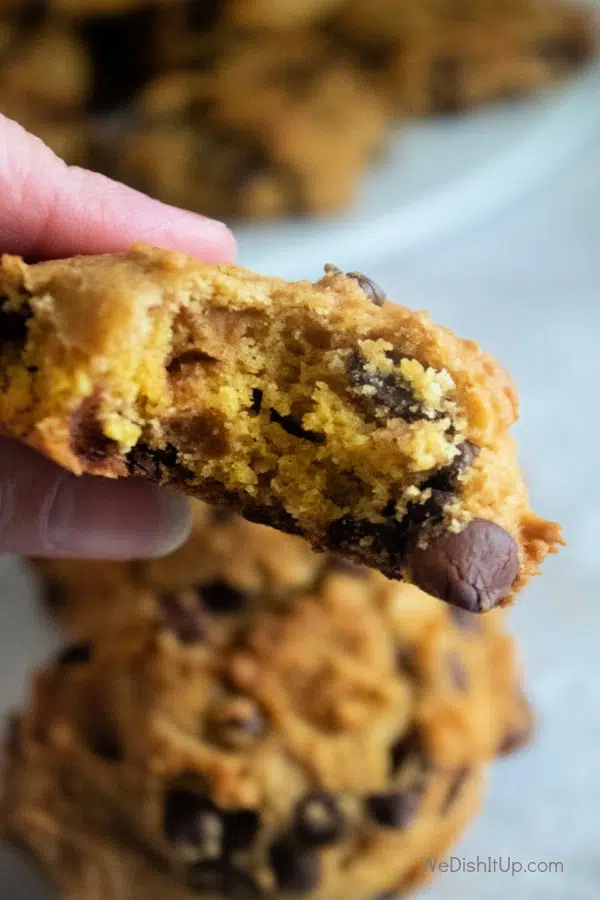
[224,809,261,853]
[0,307,29,345]
[71,397,119,465]
[430,55,462,114]
[390,729,423,775]
[293,792,346,847]
[250,388,263,414]
[89,728,123,762]
[44,580,68,613]
[446,651,469,692]
[346,271,386,306]
[198,580,247,614]
[270,839,320,893]
[395,646,416,676]
[423,441,479,493]
[408,519,519,613]
[164,790,223,854]
[160,592,207,643]
[347,352,422,422]
[126,442,179,480]
[167,349,216,373]
[535,32,590,66]
[243,504,303,536]
[366,789,422,828]
[441,768,470,814]
[56,644,92,666]
[270,409,326,444]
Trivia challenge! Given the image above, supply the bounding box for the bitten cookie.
[2,563,532,900]
[119,32,387,220]
[32,500,325,639]
[0,246,562,610]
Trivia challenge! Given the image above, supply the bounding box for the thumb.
[0,114,236,261]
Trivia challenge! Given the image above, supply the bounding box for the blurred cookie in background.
[117,32,388,219]
[9,551,532,900]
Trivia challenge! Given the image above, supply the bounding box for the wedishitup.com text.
[420,856,564,876]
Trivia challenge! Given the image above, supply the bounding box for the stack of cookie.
[0,0,596,220]
[0,248,564,899]
[4,501,532,900]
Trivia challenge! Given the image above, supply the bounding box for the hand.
[0,115,236,559]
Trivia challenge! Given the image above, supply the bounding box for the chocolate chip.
[88,727,123,763]
[346,271,386,306]
[293,792,346,847]
[164,790,223,856]
[0,307,29,345]
[243,504,303,537]
[56,644,92,666]
[441,768,470,814]
[327,514,409,563]
[424,441,479,493]
[198,580,247,614]
[535,32,590,67]
[126,442,179,480]
[44,580,68,613]
[270,839,320,893]
[408,519,519,613]
[366,789,422,828]
[71,397,119,465]
[390,729,423,775]
[270,409,326,445]
[167,349,216,373]
[346,352,423,422]
[160,592,207,643]
[430,55,462,114]
[395,646,416,676]
[250,388,263,414]
[446,651,468,691]
[188,862,262,899]
[224,809,261,853]
[448,606,483,634]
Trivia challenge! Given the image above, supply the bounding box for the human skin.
[0,114,237,558]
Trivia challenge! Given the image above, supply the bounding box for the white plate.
[237,61,600,281]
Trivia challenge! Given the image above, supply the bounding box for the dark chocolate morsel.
[366,788,422,828]
[0,308,30,344]
[407,519,519,612]
[293,791,346,847]
[430,54,462,114]
[126,442,179,479]
[346,352,423,422]
[389,729,424,775]
[163,789,224,854]
[270,409,326,444]
[160,592,207,643]
[250,388,263,414]
[56,644,92,666]
[269,839,321,893]
[197,580,247,614]
[346,271,386,306]
[423,441,479,492]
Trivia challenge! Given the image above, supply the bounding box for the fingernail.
[148,489,193,557]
